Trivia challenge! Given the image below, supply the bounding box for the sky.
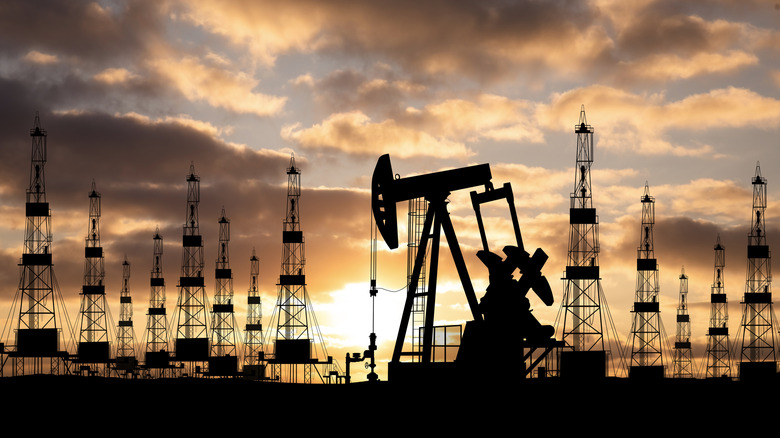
[0,0,778,381]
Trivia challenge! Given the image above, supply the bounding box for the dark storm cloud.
[181,0,610,84]
[0,75,380,324]
[0,74,310,310]
[0,79,291,211]
[316,0,606,82]
[0,0,163,63]
[306,69,427,117]
[615,3,742,58]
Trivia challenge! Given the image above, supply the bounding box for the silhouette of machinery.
[371,154,559,381]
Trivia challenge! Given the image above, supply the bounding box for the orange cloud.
[149,56,286,116]
[539,85,780,156]
[619,50,758,81]
[175,1,327,66]
[410,95,545,144]
[23,50,58,64]
[281,111,472,159]
[93,67,138,84]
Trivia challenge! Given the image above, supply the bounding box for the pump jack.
[371,154,560,381]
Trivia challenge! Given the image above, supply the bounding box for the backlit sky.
[0,0,778,380]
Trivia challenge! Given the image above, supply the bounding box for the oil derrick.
[242,249,264,379]
[115,256,137,375]
[174,163,209,373]
[267,155,334,383]
[672,267,693,378]
[628,183,665,378]
[705,235,731,378]
[559,105,614,378]
[76,181,111,375]
[737,164,776,379]
[144,227,171,375]
[10,112,67,375]
[208,208,239,376]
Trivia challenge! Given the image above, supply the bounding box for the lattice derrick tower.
[673,267,693,378]
[77,180,111,369]
[738,164,775,370]
[629,183,665,372]
[275,155,309,343]
[116,257,136,361]
[243,249,263,367]
[175,163,209,365]
[144,227,170,374]
[14,112,62,374]
[210,208,238,357]
[145,229,168,354]
[406,197,428,360]
[267,155,336,383]
[706,235,731,378]
[560,105,607,353]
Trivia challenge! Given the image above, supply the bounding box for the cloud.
[307,68,428,116]
[405,94,545,144]
[284,92,547,160]
[23,50,59,65]
[176,0,611,82]
[148,56,286,117]
[0,0,164,62]
[281,111,472,159]
[176,0,778,87]
[538,85,780,156]
[618,50,758,81]
[93,67,138,84]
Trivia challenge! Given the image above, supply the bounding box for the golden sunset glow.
[0,0,777,382]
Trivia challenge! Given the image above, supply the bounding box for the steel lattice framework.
[672,267,693,378]
[13,113,63,375]
[116,257,136,360]
[560,106,607,353]
[144,228,170,375]
[77,181,111,371]
[210,208,238,357]
[270,155,311,382]
[243,249,263,366]
[174,164,209,366]
[706,235,731,378]
[406,197,428,361]
[266,155,336,383]
[276,156,309,343]
[738,164,776,372]
[629,184,665,375]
